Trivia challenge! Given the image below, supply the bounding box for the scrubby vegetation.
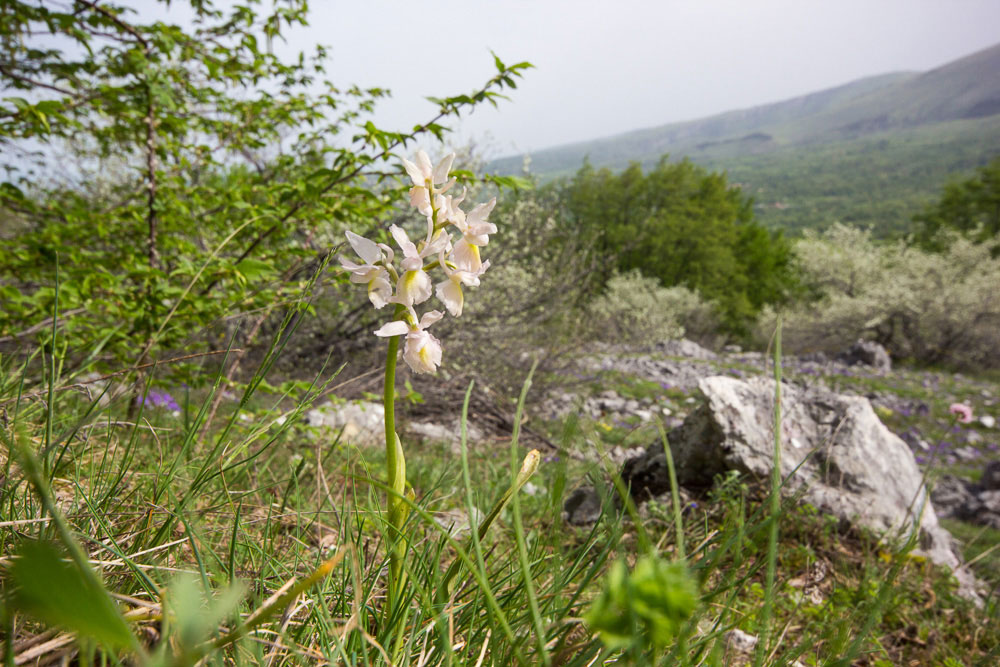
[760,224,1000,370]
[1,2,999,665]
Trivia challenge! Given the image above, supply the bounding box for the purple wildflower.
[137,389,181,412]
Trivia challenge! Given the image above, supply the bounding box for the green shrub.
[762,224,1000,367]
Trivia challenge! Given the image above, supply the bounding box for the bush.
[585,270,716,346]
[558,158,800,336]
[763,224,1000,368]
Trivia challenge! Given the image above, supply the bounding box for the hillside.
[490,43,1000,235]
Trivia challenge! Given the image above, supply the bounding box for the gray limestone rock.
[654,338,718,361]
[981,460,1000,491]
[563,486,604,526]
[838,339,892,371]
[646,375,979,600]
[306,400,384,446]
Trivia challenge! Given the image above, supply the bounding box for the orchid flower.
[389,224,449,307]
[451,198,497,272]
[436,251,489,317]
[402,150,455,217]
[339,230,394,308]
[374,308,445,374]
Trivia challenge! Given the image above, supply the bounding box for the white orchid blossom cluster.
[339,150,497,374]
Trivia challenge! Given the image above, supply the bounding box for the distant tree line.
[502,158,800,337]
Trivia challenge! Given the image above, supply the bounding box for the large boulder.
[626,375,980,599]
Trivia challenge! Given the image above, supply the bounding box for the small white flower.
[450,198,497,272]
[402,151,455,217]
[402,150,455,189]
[340,230,393,308]
[374,309,445,374]
[390,225,450,307]
[436,251,489,317]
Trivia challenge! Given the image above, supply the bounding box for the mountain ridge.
[489,42,1000,178]
[489,42,1000,235]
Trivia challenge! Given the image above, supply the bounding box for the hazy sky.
[266,0,998,158]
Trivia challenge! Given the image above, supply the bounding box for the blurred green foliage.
[552,158,800,336]
[914,155,1000,254]
[0,0,528,384]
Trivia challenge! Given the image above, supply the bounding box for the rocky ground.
[304,337,1000,599]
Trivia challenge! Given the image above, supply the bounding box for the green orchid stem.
[383,303,408,614]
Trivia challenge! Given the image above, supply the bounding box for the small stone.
[724,629,757,653]
[954,446,980,462]
[838,339,891,371]
[981,461,1000,491]
[563,487,603,526]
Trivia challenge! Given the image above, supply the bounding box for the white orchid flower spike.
[344,150,500,373]
[339,230,393,308]
[373,309,445,374]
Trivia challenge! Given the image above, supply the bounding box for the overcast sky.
[260,0,995,158]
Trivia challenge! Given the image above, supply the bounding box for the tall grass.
[1,296,995,664]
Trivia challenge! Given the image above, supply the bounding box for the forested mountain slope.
[490,42,1000,235]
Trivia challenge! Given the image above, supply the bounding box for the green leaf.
[10,541,136,649]
[235,258,273,282]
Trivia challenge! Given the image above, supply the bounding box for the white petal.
[419,309,445,328]
[339,255,364,272]
[400,255,422,272]
[374,320,409,337]
[346,230,381,265]
[452,238,482,272]
[403,329,442,374]
[368,274,392,309]
[415,150,433,178]
[423,231,452,258]
[409,186,431,215]
[390,224,418,258]
[402,157,424,186]
[436,280,463,317]
[397,269,432,306]
[457,271,481,287]
[466,198,496,225]
[376,243,395,263]
[468,221,497,236]
[432,153,455,184]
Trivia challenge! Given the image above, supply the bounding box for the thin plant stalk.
[656,421,686,560]
[754,317,783,667]
[383,303,408,612]
[508,364,551,666]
